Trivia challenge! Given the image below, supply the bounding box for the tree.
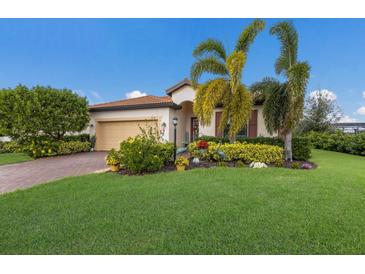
[296,90,342,134]
[250,21,310,161]
[190,19,265,141]
[0,85,90,141]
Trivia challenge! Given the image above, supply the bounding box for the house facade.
[89,79,272,151]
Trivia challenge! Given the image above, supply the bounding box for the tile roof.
[89,95,179,111]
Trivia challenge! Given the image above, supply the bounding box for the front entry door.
[191,117,199,142]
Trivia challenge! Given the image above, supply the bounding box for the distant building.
[333,123,365,134]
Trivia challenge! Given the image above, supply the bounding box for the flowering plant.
[197,140,209,149]
[301,163,313,169]
[175,156,189,167]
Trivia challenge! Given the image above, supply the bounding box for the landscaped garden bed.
[107,130,316,176]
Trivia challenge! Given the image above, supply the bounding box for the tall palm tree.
[190,19,265,141]
[251,21,310,161]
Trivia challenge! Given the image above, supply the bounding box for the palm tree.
[190,19,265,141]
[251,21,310,161]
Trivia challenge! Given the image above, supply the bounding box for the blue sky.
[0,18,364,122]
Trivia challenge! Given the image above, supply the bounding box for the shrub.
[58,141,91,155]
[175,156,189,166]
[23,139,60,158]
[196,135,311,160]
[63,134,90,142]
[0,141,22,153]
[189,141,283,166]
[105,149,120,166]
[235,160,245,168]
[305,131,365,156]
[119,125,174,174]
[291,162,300,169]
[197,140,209,149]
[292,136,312,160]
[217,161,229,167]
[196,135,229,143]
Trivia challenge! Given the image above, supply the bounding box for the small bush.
[175,156,189,166]
[58,141,91,155]
[291,162,300,169]
[292,136,312,160]
[189,141,283,166]
[217,161,229,167]
[119,125,174,174]
[23,139,60,158]
[105,149,120,166]
[197,140,209,149]
[196,135,229,143]
[235,160,245,168]
[0,141,22,153]
[63,134,90,142]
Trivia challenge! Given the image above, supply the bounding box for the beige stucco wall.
[171,85,195,105]
[199,105,273,138]
[255,105,273,137]
[89,107,171,141]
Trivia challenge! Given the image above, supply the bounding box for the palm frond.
[285,61,310,130]
[226,85,253,137]
[226,51,246,93]
[250,77,281,100]
[262,83,288,135]
[193,38,227,61]
[235,19,266,53]
[190,57,228,87]
[193,78,228,126]
[270,21,298,75]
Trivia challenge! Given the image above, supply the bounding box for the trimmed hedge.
[305,131,365,156]
[196,135,311,160]
[188,141,284,166]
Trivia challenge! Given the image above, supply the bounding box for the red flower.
[197,140,209,149]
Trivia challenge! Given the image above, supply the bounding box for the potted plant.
[175,156,189,171]
[105,149,121,172]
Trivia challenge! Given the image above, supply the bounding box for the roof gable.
[165,78,192,95]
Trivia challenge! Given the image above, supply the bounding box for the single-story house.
[88,78,272,151]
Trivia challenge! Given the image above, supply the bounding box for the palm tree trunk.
[284,130,293,161]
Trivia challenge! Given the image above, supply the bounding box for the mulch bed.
[117,159,316,176]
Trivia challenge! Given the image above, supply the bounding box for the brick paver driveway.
[0,152,107,193]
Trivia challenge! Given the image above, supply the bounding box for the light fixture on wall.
[172,117,178,161]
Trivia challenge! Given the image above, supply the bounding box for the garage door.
[95,120,158,151]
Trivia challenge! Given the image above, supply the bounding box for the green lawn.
[0,153,32,166]
[0,149,364,254]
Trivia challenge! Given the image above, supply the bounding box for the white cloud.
[310,89,337,101]
[356,106,365,115]
[339,115,358,123]
[362,91,365,99]
[91,91,102,100]
[126,90,147,99]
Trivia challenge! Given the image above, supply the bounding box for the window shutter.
[248,110,258,137]
[215,112,223,137]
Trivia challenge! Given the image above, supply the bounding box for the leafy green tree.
[296,90,342,134]
[190,19,265,141]
[251,21,310,161]
[0,85,90,141]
